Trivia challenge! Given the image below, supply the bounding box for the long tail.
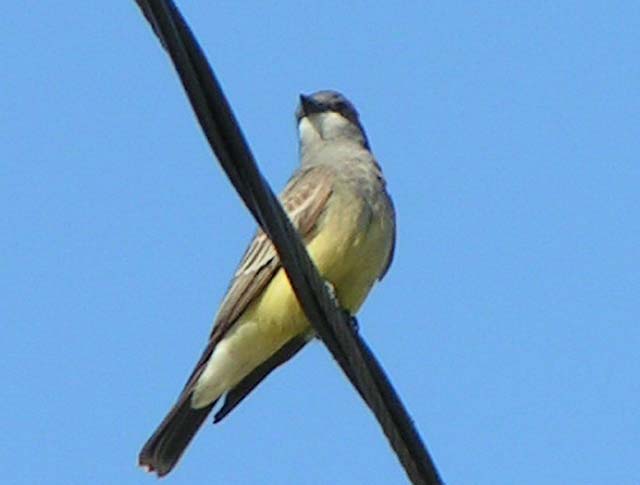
[139,392,217,477]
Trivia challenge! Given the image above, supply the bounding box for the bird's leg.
[323,280,359,334]
[345,312,359,333]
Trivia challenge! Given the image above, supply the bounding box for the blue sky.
[2,2,638,484]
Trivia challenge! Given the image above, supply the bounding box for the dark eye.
[333,101,347,112]
[332,102,352,118]
[332,101,358,124]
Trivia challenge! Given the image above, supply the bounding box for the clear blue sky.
[2,2,638,484]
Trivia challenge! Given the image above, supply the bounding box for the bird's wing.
[378,188,396,281]
[181,164,335,390]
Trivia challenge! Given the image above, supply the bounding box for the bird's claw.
[323,280,359,334]
[345,311,359,333]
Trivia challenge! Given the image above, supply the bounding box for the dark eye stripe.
[333,103,359,124]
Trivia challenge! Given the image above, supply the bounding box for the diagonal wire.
[133,2,443,484]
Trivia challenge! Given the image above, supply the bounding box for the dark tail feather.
[139,392,217,477]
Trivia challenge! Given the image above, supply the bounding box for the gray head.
[296,90,370,150]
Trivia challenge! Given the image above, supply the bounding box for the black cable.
[133,2,443,483]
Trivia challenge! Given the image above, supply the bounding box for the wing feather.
[181,164,335,390]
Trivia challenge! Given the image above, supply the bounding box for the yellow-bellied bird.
[139,91,396,476]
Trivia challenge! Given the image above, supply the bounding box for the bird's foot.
[323,280,359,334]
[344,311,359,333]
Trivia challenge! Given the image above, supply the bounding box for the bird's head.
[296,90,370,151]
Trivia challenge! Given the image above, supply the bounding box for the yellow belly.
[255,189,392,334]
[191,189,393,407]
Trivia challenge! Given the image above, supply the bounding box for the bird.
[139,90,396,476]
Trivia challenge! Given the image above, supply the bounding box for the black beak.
[299,94,324,116]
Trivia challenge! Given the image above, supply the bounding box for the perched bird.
[139,90,396,476]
